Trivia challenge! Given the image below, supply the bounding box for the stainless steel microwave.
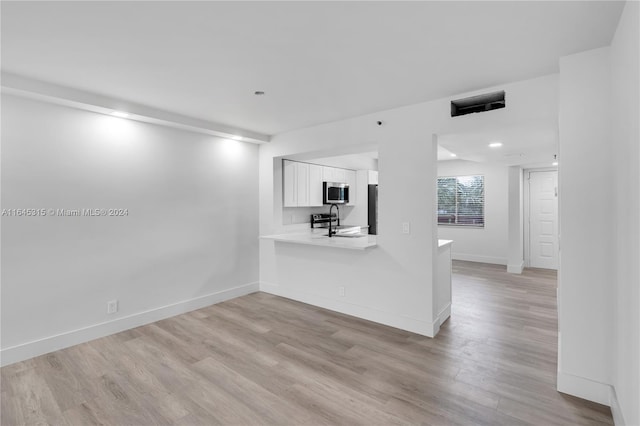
[323,182,349,204]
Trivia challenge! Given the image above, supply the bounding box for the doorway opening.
[436,124,559,272]
[273,145,379,234]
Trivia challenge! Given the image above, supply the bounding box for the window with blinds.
[437,175,485,227]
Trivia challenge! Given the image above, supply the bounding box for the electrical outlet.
[402,222,410,234]
[339,286,346,297]
[107,300,118,314]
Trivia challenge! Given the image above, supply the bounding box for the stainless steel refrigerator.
[368,184,378,235]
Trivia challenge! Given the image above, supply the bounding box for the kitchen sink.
[311,225,368,238]
[331,226,367,237]
[333,233,367,238]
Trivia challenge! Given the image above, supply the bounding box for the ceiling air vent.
[451,90,505,117]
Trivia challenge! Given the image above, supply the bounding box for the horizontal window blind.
[437,175,484,227]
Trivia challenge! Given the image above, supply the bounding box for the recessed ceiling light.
[552,162,559,166]
[230,135,243,141]
[111,111,129,118]
[450,153,457,157]
[488,142,503,148]
[254,91,265,96]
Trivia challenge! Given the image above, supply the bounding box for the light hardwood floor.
[1,261,613,425]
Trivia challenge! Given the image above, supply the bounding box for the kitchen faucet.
[328,203,340,237]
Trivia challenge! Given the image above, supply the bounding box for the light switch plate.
[402,222,410,234]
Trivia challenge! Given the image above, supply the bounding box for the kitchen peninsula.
[258,153,453,338]
[260,227,453,337]
[261,230,377,250]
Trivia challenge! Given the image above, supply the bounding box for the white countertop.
[438,239,453,248]
[261,229,377,250]
[261,231,451,251]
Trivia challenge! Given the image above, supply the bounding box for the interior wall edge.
[507,262,524,274]
[609,386,627,426]
[557,370,612,407]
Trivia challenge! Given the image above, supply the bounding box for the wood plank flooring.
[1,260,613,425]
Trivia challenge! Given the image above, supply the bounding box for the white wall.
[1,95,260,365]
[610,2,640,424]
[558,5,640,418]
[557,47,613,404]
[437,160,509,265]
[282,205,358,226]
[260,75,558,337]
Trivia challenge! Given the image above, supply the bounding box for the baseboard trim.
[431,302,452,336]
[507,261,524,274]
[260,281,435,338]
[557,371,611,406]
[452,252,507,266]
[0,282,259,367]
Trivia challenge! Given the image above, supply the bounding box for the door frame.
[524,167,559,268]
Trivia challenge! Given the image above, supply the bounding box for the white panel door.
[296,162,310,207]
[309,164,323,206]
[283,160,297,207]
[529,171,558,269]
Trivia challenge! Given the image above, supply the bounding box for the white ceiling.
[307,151,379,171]
[437,145,458,162]
[1,1,624,136]
[437,122,558,167]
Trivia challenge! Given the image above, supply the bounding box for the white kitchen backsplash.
[282,205,357,226]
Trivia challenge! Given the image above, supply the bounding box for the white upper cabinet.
[284,160,356,208]
[283,160,310,207]
[322,166,347,183]
[309,164,323,207]
[333,168,347,183]
[322,166,334,182]
[283,160,298,207]
[296,162,310,207]
[346,169,357,206]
